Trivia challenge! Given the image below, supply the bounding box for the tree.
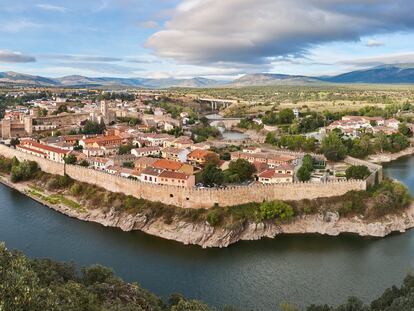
[204,153,220,167]
[297,166,311,182]
[345,165,371,180]
[227,159,256,182]
[81,121,106,135]
[64,154,77,165]
[10,138,20,147]
[349,135,372,159]
[79,160,89,167]
[399,122,412,137]
[278,108,295,124]
[258,201,294,221]
[200,165,224,186]
[118,144,133,155]
[11,161,39,183]
[322,132,347,161]
[374,131,390,153]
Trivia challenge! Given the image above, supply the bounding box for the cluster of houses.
[324,116,401,138]
[14,124,303,188]
[231,147,297,184]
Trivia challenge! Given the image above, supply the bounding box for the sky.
[1,0,414,80]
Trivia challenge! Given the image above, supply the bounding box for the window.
[170,194,174,198]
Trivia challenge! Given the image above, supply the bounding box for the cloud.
[36,4,67,13]
[1,20,43,33]
[0,50,36,63]
[140,21,159,29]
[147,0,414,68]
[45,54,122,62]
[365,39,384,47]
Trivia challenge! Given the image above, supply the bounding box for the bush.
[206,210,221,226]
[258,201,294,222]
[345,165,371,180]
[10,161,39,183]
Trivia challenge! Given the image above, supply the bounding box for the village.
[0,89,411,192]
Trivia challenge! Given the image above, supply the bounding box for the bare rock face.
[56,203,414,248]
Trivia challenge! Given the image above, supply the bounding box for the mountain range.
[1,64,414,88]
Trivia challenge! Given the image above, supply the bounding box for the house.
[231,151,298,167]
[17,140,70,163]
[191,142,211,150]
[82,147,106,157]
[89,157,114,170]
[79,135,123,148]
[134,157,158,171]
[187,149,217,166]
[131,146,161,157]
[158,171,195,188]
[161,147,190,163]
[258,170,294,184]
[139,167,163,184]
[109,154,137,166]
[152,158,194,175]
[243,147,261,154]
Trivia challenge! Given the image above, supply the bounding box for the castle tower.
[24,116,33,136]
[1,119,11,139]
[100,100,108,118]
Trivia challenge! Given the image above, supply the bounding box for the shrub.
[258,201,294,222]
[10,161,39,183]
[206,210,221,226]
[345,165,371,180]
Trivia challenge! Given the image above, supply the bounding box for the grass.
[27,187,86,213]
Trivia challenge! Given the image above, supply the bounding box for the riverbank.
[2,174,414,248]
[368,146,414,164]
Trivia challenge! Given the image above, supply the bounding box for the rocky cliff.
[3,178,414,248]
[46,198,414,248]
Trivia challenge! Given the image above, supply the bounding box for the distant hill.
[230,73,321,86]
[321,64,414,84]
[0,72,60,86]
[1,64,414,88]
[0,72,223,88]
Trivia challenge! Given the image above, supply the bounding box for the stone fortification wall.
[0,145,367,209]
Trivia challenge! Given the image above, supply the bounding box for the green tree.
[81,121,106,135]
[227,159,256,182]
[345,165,371,180]
[278,108,295,124]
[297,166,311,182]
[64,154,77,165]
[200,165,224,186]
[118,144,133,155]
[398,123,412,137]
[322,132,347,161]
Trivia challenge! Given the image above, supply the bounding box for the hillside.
[230,73,321,86]
[321,64,414,84]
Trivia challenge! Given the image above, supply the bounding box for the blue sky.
[1,0,414,79]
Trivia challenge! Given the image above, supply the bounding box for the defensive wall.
[0,144,371,209]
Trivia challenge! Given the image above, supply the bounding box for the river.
[1,157,414,310]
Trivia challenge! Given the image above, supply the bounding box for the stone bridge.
[198,98,238,110]
[209,118,241,130]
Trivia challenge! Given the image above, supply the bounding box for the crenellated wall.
[0,144,368,209]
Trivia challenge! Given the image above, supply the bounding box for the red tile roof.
[153,159,183,171]
[159,170,191,180]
